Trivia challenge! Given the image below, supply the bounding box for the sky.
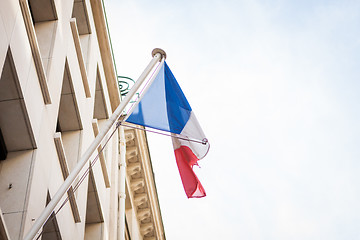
[104,1,360,239]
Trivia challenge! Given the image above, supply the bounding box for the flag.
[126,61,209,198]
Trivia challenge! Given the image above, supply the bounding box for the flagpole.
[24,49,166,240]
[118,126,126,240]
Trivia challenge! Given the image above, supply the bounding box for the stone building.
[0,0,165,239]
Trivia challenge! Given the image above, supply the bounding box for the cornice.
[124,126,166,240]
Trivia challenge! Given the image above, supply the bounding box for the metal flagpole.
[24,49,166,240]
[118,126,126,240]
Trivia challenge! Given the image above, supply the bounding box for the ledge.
[53,132,81,223]
[53,133,70,177]
[19,0,51,105]
[70,18,91,98]
[91,119,110,188]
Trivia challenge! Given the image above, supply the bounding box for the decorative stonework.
[124,125,165,240]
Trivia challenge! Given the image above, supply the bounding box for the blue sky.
[105,1,360,239]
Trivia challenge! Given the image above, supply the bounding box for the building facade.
[0,0,165,239]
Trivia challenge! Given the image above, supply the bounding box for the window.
[0,49,36,156]
[42,193,62,240]
[84,169,104,240]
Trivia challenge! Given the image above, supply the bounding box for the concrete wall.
[0,0,120,239]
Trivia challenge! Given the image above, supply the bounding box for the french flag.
[126,61,210,198]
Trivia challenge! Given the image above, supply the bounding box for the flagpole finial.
[152,48,167,60]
